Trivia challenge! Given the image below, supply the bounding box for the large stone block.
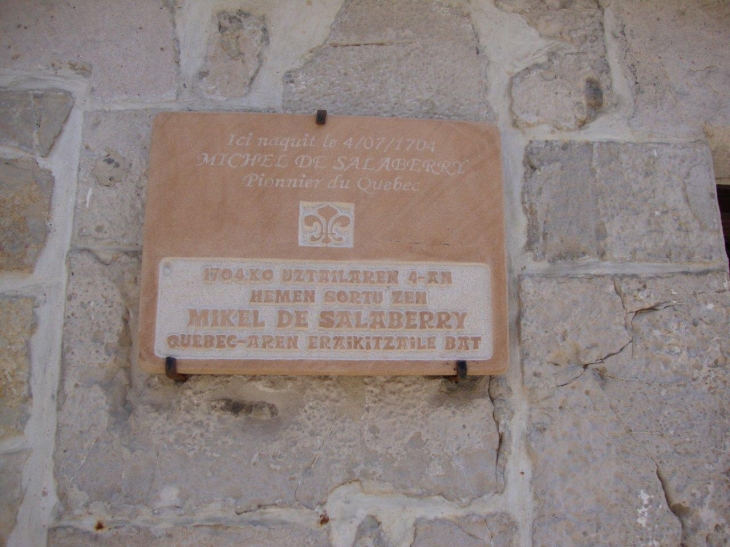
[0,0,177,102]
[413,514,517,547]
[521,272,730,546]
[199,11,269,99]
[56,252,501,521]
[498,0,612,130]
[523,141,724,264]
[0,158,54,273]
[0,89,73,157]
[613,0,730,138]
[48,522,329,547]
[73,111,156,249]
[0,451,29,545]
[0,297,35,441]
[284,0,494,121]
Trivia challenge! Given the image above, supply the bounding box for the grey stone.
[603,273,730,547]
[520,275,629,396]
[613,0,730,138]
[0,297,35,441]
[48,522,329,547]
[0,0,177,102]
[0,158,54,273]
[0,89,73,156]
[56,252,501,521]
[413,514,517,547]
[0,451,29,545]
[353,515,393,547]
[498,0,612,130]
[521,272,730,546]
[523,141,724,264]
[200,11,269,99]
[73,111,156,249]
[284,0,494,121]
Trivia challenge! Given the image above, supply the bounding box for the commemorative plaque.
[138,113,508,375]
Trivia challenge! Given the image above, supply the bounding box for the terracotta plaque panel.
[139,113,508,375]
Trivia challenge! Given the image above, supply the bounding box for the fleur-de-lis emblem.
[299,202,354,248]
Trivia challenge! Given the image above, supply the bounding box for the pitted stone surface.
[603,273,730,546]
[0,89,73,157]
[0,297,35,441]
[0,451,29,545]
[523,141,724,264]
[200,11,269,99]
[284,0,494,121]
[73,111,155,249]
[528,371,682,546]
[56,253,500,520]
[353,515,394,547]
[522,272,730,547]
[0,158,54,273]
[0,0,177,102]
[497,0,611,130]
[520,276,629,395]
[614,0,730,137]
[49,523,329,546]
[413,514,517,547]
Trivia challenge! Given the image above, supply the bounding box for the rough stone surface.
[0,450,30,545]
[413,514,517,547]
[520,276,629,394]
[73,111,155,249]
[0,297,35,441]
[0,89,73,157]
[498,0,612,130]
[706,125,730,184]
[0,0,177,102]
[56,252,500,521]
[614,0,730,137]
[48,523,329,547]
[522,272,730,547]
[0,158,54,273]
[200,11,269,99]
[523,140,724,264]
[284,0,494,121]
[352,515,393,547]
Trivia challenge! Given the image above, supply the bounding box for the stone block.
[413,514,517,547]
[521,272,730,546]
[0,0,177,102]
[613,0,730,137]
[0,451,29,545]
[498,0,612,130]
[520,276,629,394]
[0,89,73,156]
[0,297,35,441]
[284,0,494,121]
[0,158,53,273]
[73,111,156,249]
[57,252,501,520]
[200,11,269,99]
[523,141,724,264]
[48,522,329,547]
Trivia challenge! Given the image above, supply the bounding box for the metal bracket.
[165,356,189,384]
[456,360,468,380]
[316,110,327,125]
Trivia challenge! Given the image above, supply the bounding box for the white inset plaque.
[155,259,491,361]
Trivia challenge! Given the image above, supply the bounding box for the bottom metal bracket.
[456,360,468,380]
[165,356,189,384]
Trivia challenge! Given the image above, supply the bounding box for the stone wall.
[0,1,728,546]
